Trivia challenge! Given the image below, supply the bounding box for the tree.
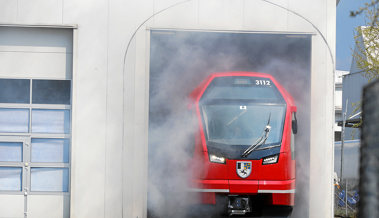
[348,3,379,136]
[352,4,379,82]
[350,0,379,26]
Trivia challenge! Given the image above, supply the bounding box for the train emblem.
[237,161,252,178]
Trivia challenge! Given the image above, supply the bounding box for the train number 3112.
[255,80,270,86]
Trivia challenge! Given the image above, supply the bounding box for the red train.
[187,72,297,216]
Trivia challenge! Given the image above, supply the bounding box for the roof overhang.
[337,112,362,128]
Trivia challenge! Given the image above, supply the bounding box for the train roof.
[188,72,296,111]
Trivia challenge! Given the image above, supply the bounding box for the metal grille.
[359,79,379,218]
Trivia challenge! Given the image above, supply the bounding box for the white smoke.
[147,31,311,218]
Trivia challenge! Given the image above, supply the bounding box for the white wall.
[0,0,336,217]
[335,70,348,135]
[0,26,73,79]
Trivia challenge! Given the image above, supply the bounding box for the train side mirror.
[292,112,297,134]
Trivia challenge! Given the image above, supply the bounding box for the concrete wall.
[0,0,336,217]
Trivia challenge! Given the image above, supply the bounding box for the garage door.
[0,26,72,218]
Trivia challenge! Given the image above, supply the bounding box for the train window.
[202,77,283,101]
[201,104,285,146]
[205,86,279,100]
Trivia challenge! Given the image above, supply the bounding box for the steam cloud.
[147,31,311,218]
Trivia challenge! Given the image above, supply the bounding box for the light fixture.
[209,154,226,164]
[262,154,279,165]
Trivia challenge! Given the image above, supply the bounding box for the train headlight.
[262,154,279,165]
[209,154,226,164]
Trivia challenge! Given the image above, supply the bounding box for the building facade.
[0,1,336,217]
[335,70,348,141]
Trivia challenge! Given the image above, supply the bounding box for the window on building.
[0,79,30,104]
[0,79,71,193]
[335,131,342,142]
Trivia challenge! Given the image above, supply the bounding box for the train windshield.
[201,104,285,146]
[200,76,286,147]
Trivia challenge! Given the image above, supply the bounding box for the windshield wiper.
[241,113,271,158]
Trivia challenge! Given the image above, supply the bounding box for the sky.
[336,0,372,71]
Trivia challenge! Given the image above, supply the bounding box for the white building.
[335,70,349,141]
[0,1,336,218]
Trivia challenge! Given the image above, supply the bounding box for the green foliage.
[350,0,379,27]
[352,4,379,82]
[334,208,358,218]
[348,4,379,138]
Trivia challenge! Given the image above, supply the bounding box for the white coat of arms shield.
[236,161,252,178]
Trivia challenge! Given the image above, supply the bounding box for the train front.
[187,72,297,216]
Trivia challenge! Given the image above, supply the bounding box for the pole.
[340,100,348,182]
[345,178,348,217]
